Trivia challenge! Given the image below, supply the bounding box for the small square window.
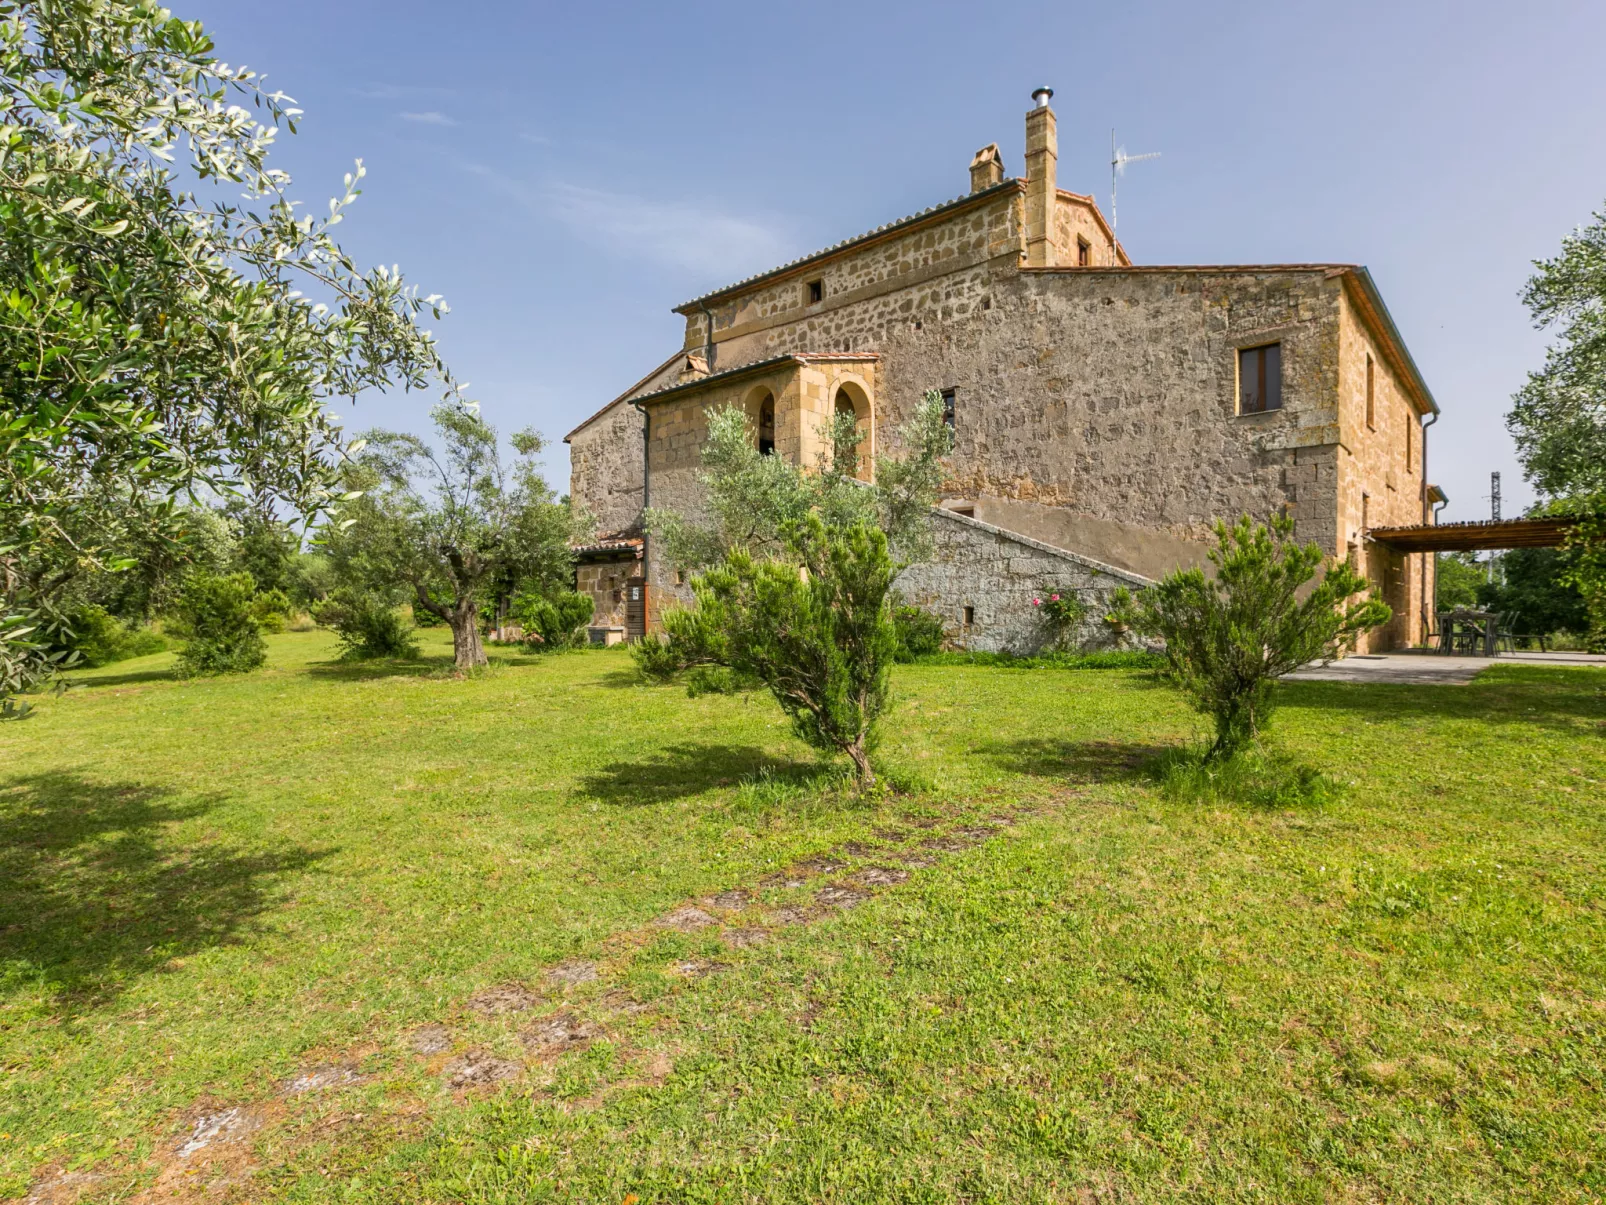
[940,387,957,430]
[963,605,975,627]
[1238,344,1282,414]
[807,279,823,304]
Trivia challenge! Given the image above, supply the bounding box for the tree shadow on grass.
[976,737,1174,785]
[576,743,818,807]
[1280,669,1606,737]
[0,772,323,1014]
[64,668,177,690]
[304,656,452,682]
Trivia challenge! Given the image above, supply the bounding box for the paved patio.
[1284,650,1606,685]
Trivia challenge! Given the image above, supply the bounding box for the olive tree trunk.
[449,600,486,670]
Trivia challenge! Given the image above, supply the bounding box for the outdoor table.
[1436,609,1497,656]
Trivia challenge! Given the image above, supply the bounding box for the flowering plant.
[1032,591,1088,650]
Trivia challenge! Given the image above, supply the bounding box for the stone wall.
[576,554,639,628]
[704,262,1346,569]
[568,400,644,539]
[679,187,1024,358]
[1334,288,1433,650]
[894,509,1150,655]
[1052,192,1122,267]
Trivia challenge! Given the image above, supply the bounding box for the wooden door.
[625,578,648,640]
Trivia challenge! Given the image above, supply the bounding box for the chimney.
[969,143,1004,192]
[1023,87,1057,268]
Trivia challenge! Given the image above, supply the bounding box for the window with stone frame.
[806,279,823,304]
[1237,344,1282,414]
[1366,354,1376,429]
[940,387,957,430]
[1076,237,1091,267]
[757,393,776,456]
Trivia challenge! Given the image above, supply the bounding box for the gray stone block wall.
[894,509,1151,655]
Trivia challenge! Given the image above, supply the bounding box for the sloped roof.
[563,348,686,443]
[632,352,879,407]
[673,179,1024,312]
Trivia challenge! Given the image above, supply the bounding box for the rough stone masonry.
[565,88,1442,654]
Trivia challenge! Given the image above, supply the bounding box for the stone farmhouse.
[565,89,1442,654]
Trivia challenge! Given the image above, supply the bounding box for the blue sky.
[189,0,1606,523]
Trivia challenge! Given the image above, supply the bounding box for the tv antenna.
[1110,129,1160,240]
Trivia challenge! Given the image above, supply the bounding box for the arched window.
[833,390,860,475]
[757,393,776,456]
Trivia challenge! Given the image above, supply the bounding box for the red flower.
[1033,598,1041,606]
[1051,594,1060,601]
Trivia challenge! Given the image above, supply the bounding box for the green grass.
[1,632,1602,1201]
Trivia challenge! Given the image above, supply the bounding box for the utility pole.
[1488,471,1501,584]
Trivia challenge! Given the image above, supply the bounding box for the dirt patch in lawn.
[655,905,718,930]
[284,1065,362,1094]
[444,1050,523,1089]
[546,960,600,988]
[855,867,910,887]
[408,1023,452,1055]
[816,885,871,909]
[466,982,540,1015]
[522,1013,602,1055]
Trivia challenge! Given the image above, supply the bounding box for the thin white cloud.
[352,83,456,101]
[399,111,457,127]
[544,182,792,278]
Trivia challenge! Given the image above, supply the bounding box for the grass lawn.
[1,631,1603,1202]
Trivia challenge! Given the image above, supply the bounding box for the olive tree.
[326,405,580,671]
[1506,203,1606,649]
[1,1,459,710]
[648,388,955,573]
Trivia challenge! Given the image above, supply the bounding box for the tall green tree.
[325,405,580,671]
[1507,201,1606,649]
[1508,202,1606,497]
[1,1,459,709]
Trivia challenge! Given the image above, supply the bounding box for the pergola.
[1368,516,1578,553]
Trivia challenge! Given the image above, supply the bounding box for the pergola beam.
[1368,517,1577,553]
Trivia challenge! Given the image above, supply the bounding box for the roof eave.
[634,352,880,408]
[672,179,1025,313]
[564,348,687,443]
[1340,266,1440,418]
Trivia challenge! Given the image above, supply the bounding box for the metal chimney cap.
[1031,86,1054,108]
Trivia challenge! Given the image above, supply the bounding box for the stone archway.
[831,381,873,480]
[743,386,777,456]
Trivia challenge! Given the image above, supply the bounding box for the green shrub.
[1128,514,1390,758]
[312,590,418,660]
[891,599,946,662]
[172,572,267,676]
[1032,590,1089,650]
[513,590,594,651]
[58,606,167,667]
[249,588,294,634]
[648,517,896,787]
